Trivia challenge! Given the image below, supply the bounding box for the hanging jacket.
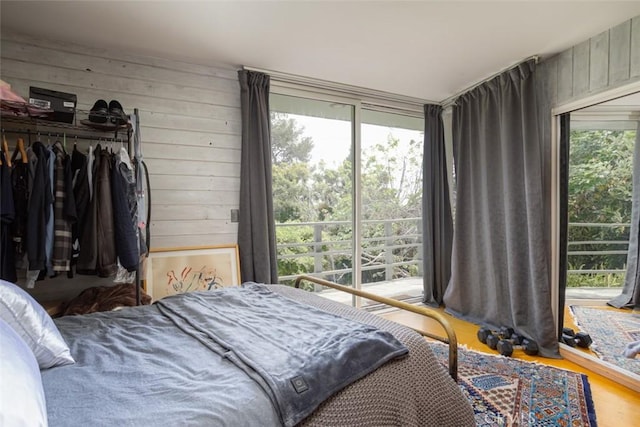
[111,148,138,272]
[25,141,51,271]
[44,146,55,275]
[95,148,117,277]
[11,159,29,269]
[76,145,99,275]
[51,142,76,272]
[70,146,88,276]
[0,153,17,282]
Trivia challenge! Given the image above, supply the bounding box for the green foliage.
[275,226,315,291]
[272,162,312,222]
[568,129,636,287]
[270,111,424,284]
[566,271,625,288]
[569,130,634,224]
[271,112,313,165]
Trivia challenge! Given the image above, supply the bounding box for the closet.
[0,105,148,306]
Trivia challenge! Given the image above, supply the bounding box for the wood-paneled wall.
[0,32,241,301]
[542,16,640,107]
[1,33,242,248]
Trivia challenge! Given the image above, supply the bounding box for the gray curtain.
[237,70,278,284]
[443,60,559,357]
[609,122,640,308]
[422,104,453,306]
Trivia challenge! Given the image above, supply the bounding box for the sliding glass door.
[270,94,355,297]
[360,110,424,304]
[270,92,425,306]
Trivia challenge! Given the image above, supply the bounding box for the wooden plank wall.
[0,32,241,301]
[543,16,640,107]
[1,33,241,248]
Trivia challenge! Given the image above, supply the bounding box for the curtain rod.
[243,65,437,108]
[441,55,540,109]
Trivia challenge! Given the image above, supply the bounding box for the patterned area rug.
[430,343,597,427]
[570,305,640,376]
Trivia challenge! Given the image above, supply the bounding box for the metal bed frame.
[294,275,459,381]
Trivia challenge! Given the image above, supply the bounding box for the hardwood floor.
[381,308,640,427]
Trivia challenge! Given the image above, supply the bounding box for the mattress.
[41,284,474,426]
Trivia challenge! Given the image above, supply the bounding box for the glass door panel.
[270,94,354,302]
[360,109,424,304]
[567,114,636,302]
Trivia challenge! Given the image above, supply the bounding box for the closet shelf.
[1,107,131,139]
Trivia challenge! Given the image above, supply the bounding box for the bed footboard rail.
[294,275,458,381]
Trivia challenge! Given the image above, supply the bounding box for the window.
[566,114,637,298]
[270,92,424,306]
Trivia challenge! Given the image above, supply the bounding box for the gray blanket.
[155,282,408,426]
[42,283,414,427]
[43,300,281,426]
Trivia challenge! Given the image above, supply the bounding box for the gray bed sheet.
[42,300,280,427]
[42,284,475,427]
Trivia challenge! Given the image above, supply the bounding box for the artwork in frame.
[146,245,241,301]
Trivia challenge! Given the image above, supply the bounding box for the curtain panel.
[237,70,278,284]
[443,60,559,357]
[422,104,453,306]
[610,122,640,308]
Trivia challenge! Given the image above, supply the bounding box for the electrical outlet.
[230,209,239,223]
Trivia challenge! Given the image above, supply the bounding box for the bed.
[0,276,475,427]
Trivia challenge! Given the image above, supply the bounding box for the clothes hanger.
[12,137,28,164]
[2,133,12,167]
[54,133,65,151]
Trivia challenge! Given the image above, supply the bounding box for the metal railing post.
[384,221,393,281]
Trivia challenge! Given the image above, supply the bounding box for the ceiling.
[2,1,640,102]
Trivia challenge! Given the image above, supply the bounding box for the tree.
[270,112,425,284]
[568,129,635,278]
[271,112,313,165]
[271,113,315,222]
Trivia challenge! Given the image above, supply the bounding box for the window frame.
[270,82,425,307]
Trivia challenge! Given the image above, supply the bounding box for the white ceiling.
[2,1,640,102]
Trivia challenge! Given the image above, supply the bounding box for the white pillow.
[0,317,48,427]
[0,280,74,369]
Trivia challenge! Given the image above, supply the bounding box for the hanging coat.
[111,148,139,272]
[76,145,99,275]
[0,152,16,282]
[25,141,51,271]
[95,148,117,277]
[70,146,88,276]
[11,159,29,269]
[51,142,76,272]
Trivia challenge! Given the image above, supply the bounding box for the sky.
[291,114,424,168]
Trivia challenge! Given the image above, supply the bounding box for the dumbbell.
[562,327,592,349]
[477,326,539,356]
[496,336,539,357]
[477,326,513,349]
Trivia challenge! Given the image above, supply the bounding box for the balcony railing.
[276,218,423,285]
[567,222,629,287]
[277,220,630,291]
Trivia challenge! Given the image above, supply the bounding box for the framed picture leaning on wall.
[146,244,241,301]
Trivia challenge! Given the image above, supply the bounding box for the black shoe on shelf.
[108,100,127,126]
[88,99,109,123]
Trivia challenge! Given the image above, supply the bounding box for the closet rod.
[1,128,125,143]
